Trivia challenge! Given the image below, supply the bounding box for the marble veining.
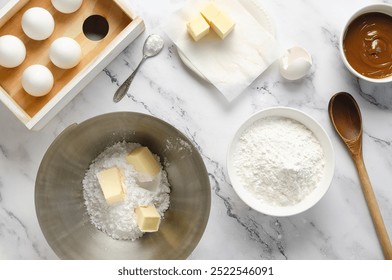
[0,208,43,258]
[1,0,392,260]
[102,68,119,85]
[320,27,339,50]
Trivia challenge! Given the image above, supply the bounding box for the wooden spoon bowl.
[329,92,392,260]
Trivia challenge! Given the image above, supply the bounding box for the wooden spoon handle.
[354,156,392,259]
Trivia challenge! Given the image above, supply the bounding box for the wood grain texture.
[329,92,392,260]
[353,154,392,260]
[0,0,137,121]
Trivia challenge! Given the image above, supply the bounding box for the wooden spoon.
[328,92,392,260]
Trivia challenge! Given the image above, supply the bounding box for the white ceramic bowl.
[227,107,335,216]
[340,4,392,83]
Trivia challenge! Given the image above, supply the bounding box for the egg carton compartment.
[0,0,144,130]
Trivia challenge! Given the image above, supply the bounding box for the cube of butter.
[126,146,160,177]
[96,167,126,204]
[135,205,161,232]
[210,12,235,39]
[200,3,220,24]
[187,14,210,42]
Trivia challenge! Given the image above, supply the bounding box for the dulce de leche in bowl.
[340,4,392,83]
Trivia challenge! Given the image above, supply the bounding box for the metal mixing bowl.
[35,112,211,259]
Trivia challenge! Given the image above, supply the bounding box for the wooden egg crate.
[0,0,144,130]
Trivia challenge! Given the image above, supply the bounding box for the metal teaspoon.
[113,34,164,103]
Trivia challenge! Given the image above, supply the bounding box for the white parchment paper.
[165,0,282,101]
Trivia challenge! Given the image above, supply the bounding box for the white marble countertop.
[1,0,392,260]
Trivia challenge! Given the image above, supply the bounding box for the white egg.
[49,37,82,69]
[51,0,83,14]
[279,46,312,81]
[0,35,26,68]
[22,65,54,97]
[22,7,55,40]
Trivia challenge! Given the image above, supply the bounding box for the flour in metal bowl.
[232,116,326,206]
[82,141,170,240]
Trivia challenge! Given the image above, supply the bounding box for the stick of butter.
[200,3,235,39]
[186,13,210,42]
[135,205,161,232]
[200,3,220,24]
[210,12,235,39]
[96,167,126,204]
[126,147,161,177]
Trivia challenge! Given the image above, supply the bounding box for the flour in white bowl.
[82,141,170,240]
[233,116,325,206]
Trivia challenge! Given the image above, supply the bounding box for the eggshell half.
[280,46,312,80]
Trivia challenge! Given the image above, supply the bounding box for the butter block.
[96,167,126,204]
[200,3,220,24]
[210,12,235,39]
[135,205,161,232]
[187,14,210,41]
[126,147,161,177]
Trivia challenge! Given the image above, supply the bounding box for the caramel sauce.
[343,12,392,79]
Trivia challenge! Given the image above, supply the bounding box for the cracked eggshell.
[279,46,312,80]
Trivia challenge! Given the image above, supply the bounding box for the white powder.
[163,137,193,166]
[164,137,193,153]
[82,141,170,240]
[233,116,325,206]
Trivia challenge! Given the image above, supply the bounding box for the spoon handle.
[353,155,392,259]
[113,56,147,103]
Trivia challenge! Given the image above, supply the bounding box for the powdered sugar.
[164,137,193,154]
[163,137,193,166]
[233,116,325,206]
[82,141,170,240]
